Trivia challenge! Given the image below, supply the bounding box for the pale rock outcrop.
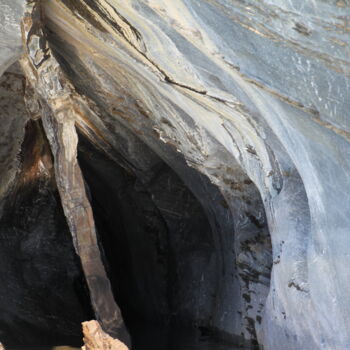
[82,321,128,350]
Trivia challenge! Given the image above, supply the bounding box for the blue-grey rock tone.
[0,1,349,349]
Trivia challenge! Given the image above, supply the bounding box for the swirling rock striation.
[0,1,349,350]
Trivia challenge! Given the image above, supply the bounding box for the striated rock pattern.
[19,2,131,347]
[0,0,349,350]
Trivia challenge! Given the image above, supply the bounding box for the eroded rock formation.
[0,0,349,350]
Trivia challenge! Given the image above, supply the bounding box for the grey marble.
[0,0,350,349]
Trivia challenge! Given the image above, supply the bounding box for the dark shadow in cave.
[77,135,217,334]
[0,121,94,349]
[77,132,272,350]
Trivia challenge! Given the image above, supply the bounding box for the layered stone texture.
[0,1,349,350]
[0,1,26,76]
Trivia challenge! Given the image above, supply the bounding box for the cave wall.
[0,66,93,347]
[0,1,349,350]
[0,118,93,347]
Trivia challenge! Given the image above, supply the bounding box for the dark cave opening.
[77,135,222,348]
[0,120,272,350]
[77,132,272,350]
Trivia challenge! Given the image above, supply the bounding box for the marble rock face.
[0,1,350,350]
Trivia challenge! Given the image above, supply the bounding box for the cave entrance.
[77,136,222,348]
[77,132,272,350]
[0,120,271,349]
